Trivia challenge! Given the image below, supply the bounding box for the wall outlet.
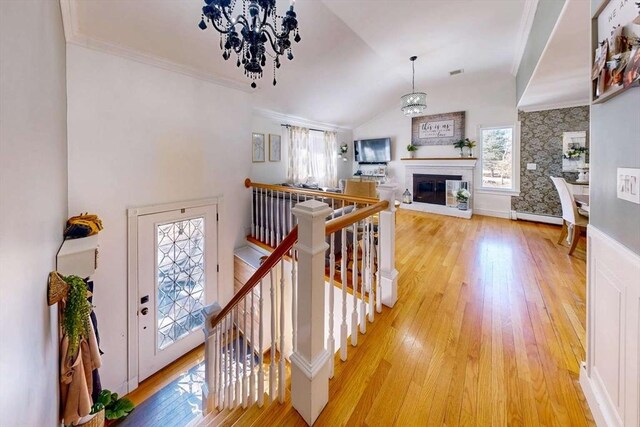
[526,163,537,170]
[617,168,640,204]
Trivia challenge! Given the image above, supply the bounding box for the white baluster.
[251,188,255,238]
[340,227,348,361]
[202,303,221,415]
[351,221,358,346]
[327,231,336,378]
[250,288,256,406]
[377,184,398,308]
[225,315,232,409]
[260,188,265,243]
[291,249,297,354]
[270,190,275,247]
[269,269,276,402]
[376,212,382,314]
[235,306,242,406]
[242,296,248,408]
[368,216,375,322]
[278,261,286,403]
[276,191,281,244]
[258,278,265,407]
[289,193,293,235]
[360,220,367,334]
[216,324,222,409]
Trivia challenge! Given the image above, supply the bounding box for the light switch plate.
[617,168,640,204]
[527,163,537,170]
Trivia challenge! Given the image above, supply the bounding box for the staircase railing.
[201,181,398,425]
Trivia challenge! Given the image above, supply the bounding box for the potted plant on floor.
[455,188,471,210]
[406,144,418,158]
[453,139,466,157]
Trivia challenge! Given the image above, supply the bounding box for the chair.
[551,177,589,255]
[344,180,377,199]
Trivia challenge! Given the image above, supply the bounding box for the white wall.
[250,113,354,185]
[0,1,68,425]
[353,73,518,217]
[66,44,253,394]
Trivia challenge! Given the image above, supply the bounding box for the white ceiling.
[518,0,591,111]
[63,0,529,128]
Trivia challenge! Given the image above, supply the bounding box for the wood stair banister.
[210,225,298,329]
[244,178,380,206]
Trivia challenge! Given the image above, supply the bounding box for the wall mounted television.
[354,138,392,164]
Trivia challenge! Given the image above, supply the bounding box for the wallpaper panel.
[512,106,590,216]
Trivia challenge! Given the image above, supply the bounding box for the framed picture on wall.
[252,133,265,163]
[269,134,281,162]
[591,0,640,103]
[411,111,465,146]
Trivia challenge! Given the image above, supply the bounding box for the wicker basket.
[76,409,105,427]
[48,271,68,306]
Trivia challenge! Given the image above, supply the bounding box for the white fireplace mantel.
[400,157,477,219]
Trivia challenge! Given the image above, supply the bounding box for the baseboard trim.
[579,365,616,427]
[512,211,563,225]
[474,208,511,219]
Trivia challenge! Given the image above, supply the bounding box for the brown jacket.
[60,321,102,425]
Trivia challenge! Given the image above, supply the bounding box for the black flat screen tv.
[354,138,392,164]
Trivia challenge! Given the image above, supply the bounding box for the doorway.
[128,199,219,385]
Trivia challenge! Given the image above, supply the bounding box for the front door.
[137,204,218,381]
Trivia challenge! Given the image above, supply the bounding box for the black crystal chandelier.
[198,0,301,88]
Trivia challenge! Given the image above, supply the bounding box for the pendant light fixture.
[401,56,427,117]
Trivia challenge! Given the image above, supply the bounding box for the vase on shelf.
[467,149,473,158]
[458,201,468,211]
[410,151,416,158]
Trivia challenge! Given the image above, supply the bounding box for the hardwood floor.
[231,209,592,426]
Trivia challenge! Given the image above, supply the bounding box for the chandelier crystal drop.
[401,56,427,117]
[198,0,301,89]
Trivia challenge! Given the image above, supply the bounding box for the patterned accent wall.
[511,106,590,217]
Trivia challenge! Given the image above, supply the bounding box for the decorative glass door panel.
[157,218,206,350]
[137,204,217,381]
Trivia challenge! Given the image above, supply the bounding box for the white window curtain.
[286,126,338,188]
[286,126,310,184]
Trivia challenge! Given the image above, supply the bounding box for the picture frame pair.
[252,133,281,163]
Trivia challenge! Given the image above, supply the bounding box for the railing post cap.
[292,200,333,218]
[244,178,252,188]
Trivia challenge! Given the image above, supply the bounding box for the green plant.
[456,188,471,203]
[92,390,135,420]
[453,138,466,155]
[464,138,477,149]
[406,144,418,152]
[62,275,92,357]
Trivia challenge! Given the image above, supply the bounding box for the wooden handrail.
[244,178,379,206]
[212,226,298,328]
[211,198,389,328]
[325,200,389,236]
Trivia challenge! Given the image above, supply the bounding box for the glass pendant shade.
[401,56,427,117]
[401,92,427,117]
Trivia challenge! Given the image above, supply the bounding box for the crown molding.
[518,99,589,112]
[58,0,252,93]
[253,108,352,132]
[511,0,540,76]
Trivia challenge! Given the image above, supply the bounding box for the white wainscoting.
[580,225,640,427]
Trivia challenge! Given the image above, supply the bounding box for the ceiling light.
[198,0,301,89]
[401,56,427,117]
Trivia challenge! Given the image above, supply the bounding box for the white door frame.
[126,197,223,392]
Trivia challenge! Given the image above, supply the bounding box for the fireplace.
[413,174,462,205]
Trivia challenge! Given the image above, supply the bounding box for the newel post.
[202,302,221,415]
[291,200,333,425]
[377,184,398,307]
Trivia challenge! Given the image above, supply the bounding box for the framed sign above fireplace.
[411,111,465,146]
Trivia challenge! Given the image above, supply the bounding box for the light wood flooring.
[214,209,592,426]
[134,210,593,426]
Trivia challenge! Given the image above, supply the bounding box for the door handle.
[141,307,149,316]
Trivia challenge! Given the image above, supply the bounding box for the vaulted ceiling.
[62,0,530,128]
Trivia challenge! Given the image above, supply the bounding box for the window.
[287,127,338,187]
[480,126,515,191]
